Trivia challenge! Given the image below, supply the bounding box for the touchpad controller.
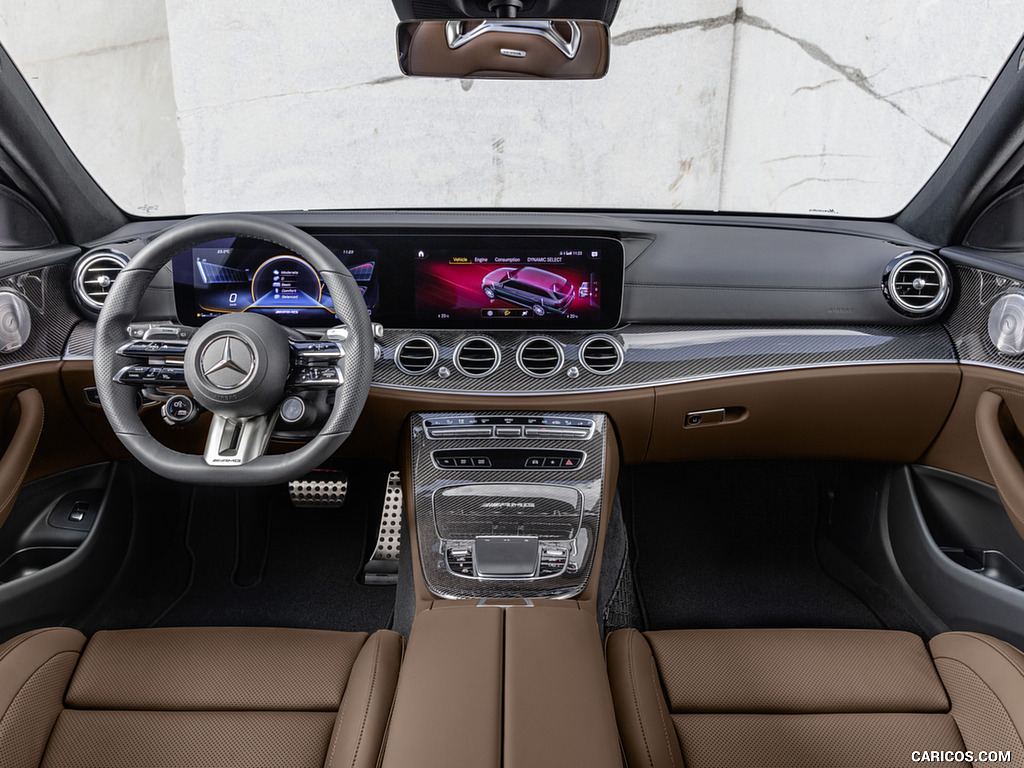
[473,536,540,577]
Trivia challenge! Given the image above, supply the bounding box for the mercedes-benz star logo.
[200,335,256,390]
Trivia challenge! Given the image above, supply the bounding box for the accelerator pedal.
[289,470,349,508]
[364,470,403,585]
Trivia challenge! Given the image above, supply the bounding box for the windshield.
[1,2,1022,218]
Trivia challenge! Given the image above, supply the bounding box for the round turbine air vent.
[454,336,500,377]
[394,335,438,375]
[73,250,129,311]
[882,252,950,316]
[516,337,563,377]
[579,335,623,374]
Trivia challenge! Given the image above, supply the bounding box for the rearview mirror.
[397,19,609,80]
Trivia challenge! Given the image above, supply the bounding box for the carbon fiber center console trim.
[410,411,607,600]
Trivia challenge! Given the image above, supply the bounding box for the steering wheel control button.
[279,394,318,429]
[290,340,344,360]
[291,366,343,387]
[162,395,199,426]
[118,339,190,358]
[114,365,187,386]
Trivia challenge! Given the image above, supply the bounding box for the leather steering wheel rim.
[93,213,374,486]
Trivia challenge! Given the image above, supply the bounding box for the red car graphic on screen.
[481,266,576,316]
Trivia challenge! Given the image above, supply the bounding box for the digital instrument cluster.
[172,234,624,329]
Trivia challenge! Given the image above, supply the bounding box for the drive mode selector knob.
[988,292,1024,356]
[162,394,200,426]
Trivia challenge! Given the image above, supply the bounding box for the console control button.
[495,426,522,438]
[446,547,475,576]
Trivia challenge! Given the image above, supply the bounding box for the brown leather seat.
[606,627,1024,768]
[0,625,402,768]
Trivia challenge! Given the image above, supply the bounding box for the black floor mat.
[628,461,884,631]
[83,465,396,634]
[154,483,395,632]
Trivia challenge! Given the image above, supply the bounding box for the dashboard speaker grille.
[579,335,623,374]
[884,253,950,315]
[517,337,563,377]
[454,336,500,377]
[73,250,128,311]
[395,336,438,375]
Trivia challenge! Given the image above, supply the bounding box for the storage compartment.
[940,547,1024,590]
[0,546,75,583]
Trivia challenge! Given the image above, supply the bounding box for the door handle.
[0,387,44,529]
[976,390,1024,540]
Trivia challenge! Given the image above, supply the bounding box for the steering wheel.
[93,214,374,485]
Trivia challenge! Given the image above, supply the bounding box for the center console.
[409,411,608,599]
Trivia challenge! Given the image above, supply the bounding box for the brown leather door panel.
[0,387,44,528]
[975,390,1024,539]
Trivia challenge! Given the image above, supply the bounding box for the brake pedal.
[364,471,402,585]
[289,470,349,508]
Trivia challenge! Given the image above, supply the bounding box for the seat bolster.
[930,631,1024,758]
[606,628,685,768]
[324,629,404,768]
[0,628,85,721]
[0,627,85,768]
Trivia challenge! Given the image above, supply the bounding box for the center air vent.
[73,250,129,311]
[579,335,623,374]
[517,337,563,377]
[883,252,950,316]
[394,336,438,375]
[454,336,500,377]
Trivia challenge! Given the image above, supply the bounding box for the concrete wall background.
[1,1,1022,218]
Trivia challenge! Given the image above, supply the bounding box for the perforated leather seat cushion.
[0,625,403,768]
[606,628,1024,768]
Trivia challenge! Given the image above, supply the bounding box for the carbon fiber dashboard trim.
[64,321,96,358]
[410,412,606,600]
[373,325,956,395]
[62,322,956,394]
[946,265,1024,373]
[0,264,79,367]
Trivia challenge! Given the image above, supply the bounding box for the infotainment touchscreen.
[412,236,618,327]
[172,233,623,329]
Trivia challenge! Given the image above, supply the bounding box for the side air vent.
[73,250,129,312]
[579,335,624,374]
[394,336,438,375]
[516,337,564,378]
[882,252,950,316]
[454,336,500,377]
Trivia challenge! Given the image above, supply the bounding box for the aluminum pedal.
[288,470,348,508]
[364,471,402,585]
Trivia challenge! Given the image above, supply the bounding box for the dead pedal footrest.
[364,470,402,585]
[289,470,349,508]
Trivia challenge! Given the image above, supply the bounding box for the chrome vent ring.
[579,335,623,374]
[73,250,129,311]
[883,252,950,316]
[394,335,438,375]
[516,336,564,377]
[454,336,500,377]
